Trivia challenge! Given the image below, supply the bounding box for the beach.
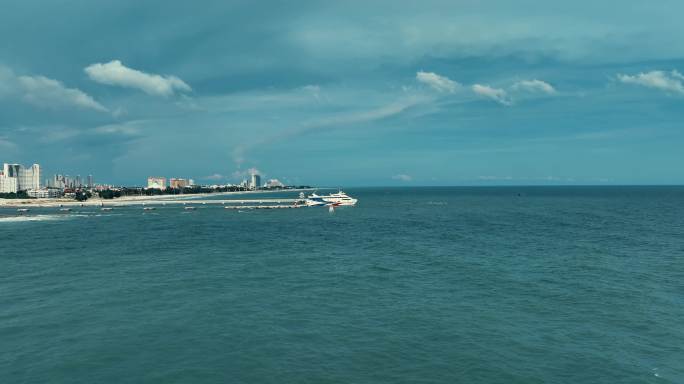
[0,188,314,208]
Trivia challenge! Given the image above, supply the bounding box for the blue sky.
[1,0,683,186]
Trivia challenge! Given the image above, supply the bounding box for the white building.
[147,177,166,189]
[1,163,41,192]
[169,178,189,188]
[27,188,62,198]
[0,174,18,193]
[249,173,261,190]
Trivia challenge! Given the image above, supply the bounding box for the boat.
[101,207,113,211]
[306,190,357,206]
[16,208,30,213]
[143,207,156,211]
[184,206,196,210]
[59,208,71,212]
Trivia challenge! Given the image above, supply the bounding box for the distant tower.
[87,175,93,188]
[250,173,261,190]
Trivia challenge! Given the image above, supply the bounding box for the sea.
[1,187,683,383]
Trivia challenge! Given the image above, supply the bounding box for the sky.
[1,0,683,186]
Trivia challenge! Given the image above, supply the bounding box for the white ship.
[305,190,358,206]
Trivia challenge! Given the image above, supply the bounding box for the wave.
[0,214,73,223]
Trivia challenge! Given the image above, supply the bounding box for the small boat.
[143,207,156,211]
[101,207,113,211]
[16,208,30,213]
[59,208,72,212]
[184,206,196,210]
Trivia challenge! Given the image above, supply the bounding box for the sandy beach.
[0,189,315,208]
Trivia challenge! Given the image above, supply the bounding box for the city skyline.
[1,1,684,186]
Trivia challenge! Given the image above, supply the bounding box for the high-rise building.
[87,175,93,188]
[147,177,166,189]
[250,173,261,190]
[169,178,189,188]
[1,163,40,192]
[0,172,18,193]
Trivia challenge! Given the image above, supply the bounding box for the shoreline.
[0,188,317,208]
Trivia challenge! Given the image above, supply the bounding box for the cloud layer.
[392,174,412,182]
[416,71,459,93]
[512,79,556,94]
[617,70,684,94]
[472,84,512,105]
[18,75,108,112]
[0,66,107,112]
[85,60,191,97]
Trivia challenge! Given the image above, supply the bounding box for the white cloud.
[512,79,556,94]
[392,174,412,182]
[300,84,322,100]
[301,84,321,94]
[232,167,262,180]
[93,123,139,136]
[0,65,107,112]
[17,75,108,112]
[416,71,459,93]
[617,70,684,94]
[231,95,426,167]
[204,173,226,181]
[85,60,191,97]
[472,84,512,105]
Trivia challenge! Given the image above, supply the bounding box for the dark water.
[2,187,683,383]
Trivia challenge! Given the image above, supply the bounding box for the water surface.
[2,187,683,383]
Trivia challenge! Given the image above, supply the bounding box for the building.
[147,177,166,189]
[87,175,93,188]
[0,173,18,193]
[27,188,62,198]
[170,178,189,188]
[249,173,261,190]
[1,163,41,192]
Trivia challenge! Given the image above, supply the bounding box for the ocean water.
[1,187,683,383]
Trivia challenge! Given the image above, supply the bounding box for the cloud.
[0,137,17,150]
[477,175,514,181]
[0,67,14,97]
[0,66,107,112]
[391,174,412,181]
[231,95,426,166]
[512,79,556,94]
[617,70,684,94]
[92,123,139,136]
[472,84,512,105]
[416,71,459,93]
[231,167,262,180]
[204,173,226,181]
[85,60,191,97]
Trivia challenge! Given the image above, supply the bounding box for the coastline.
[0,188,316,208]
